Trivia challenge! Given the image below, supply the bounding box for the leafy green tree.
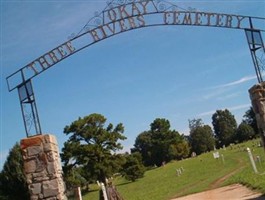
[236,122,255,142]
[190,125,215,155]
[212,109,237,147]
[63,166,89,190]
[121,153,145,182]
[188,118,203,134]
[150,118,173,166]
[61,113,127,186]
[0,143,29,200]
[188,119,215,155]
[168,139,190,160]
[132,131,153,166]
[243,107,259,136]
[133,118,190,166]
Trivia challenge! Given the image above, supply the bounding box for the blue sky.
[1,0,265,170]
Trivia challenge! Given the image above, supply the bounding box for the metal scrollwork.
[74,0,200,37]
[111,0,136,6]
[118,0,126,5]
[23,104,34,135]
[94,18,103,26]
[171,5,178,12]
[93,11,103,26]
[84,25,91,32]
[153,0,180,12]
[188,7,197,12]
[106,2,114,9]
[157,2,166,11]
[67,33,76,40]
[258,53,265,70]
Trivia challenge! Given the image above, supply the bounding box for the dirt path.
[172,158,264,200]
[209,158,245,190]
[172,184,265,200]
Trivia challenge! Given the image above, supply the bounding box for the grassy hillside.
[83,139,265,200]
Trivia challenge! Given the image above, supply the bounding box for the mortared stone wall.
[249,82,265,147]
[20,134,67,200]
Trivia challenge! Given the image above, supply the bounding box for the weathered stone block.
[35,152,48,172]
[44,143,58,153]
[28,145,42,156]
[47,162,56,174]
[30,195,39,200]
[24,159,37,174]
[44,135,58,145]
[43,179,59,198]
[46,197,57,200]
[46,151,56,162]
[38,193,44,199]
[32,171,47,178]
[29,183,41,195]
[33,176,50,182]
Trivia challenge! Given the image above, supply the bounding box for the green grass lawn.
[83,139,265,200]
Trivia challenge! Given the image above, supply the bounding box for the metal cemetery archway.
[6,0,265,137]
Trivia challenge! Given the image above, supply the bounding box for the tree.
[189,125,215,155]
[0,143,30,200]
[120,153,145,182]
[61,113,127,186]
[132,131,153,166]
[212,109,237,147]
[133,118,190,166]
[168,139,190,160]
[243,107,259,136]
[188,118,203,134]
[63,166,89,190]
[236,122,255,142]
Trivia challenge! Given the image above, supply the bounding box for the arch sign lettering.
[6,0,265,137]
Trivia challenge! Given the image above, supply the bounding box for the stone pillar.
[249,82,265,149]
[20,134,67,200]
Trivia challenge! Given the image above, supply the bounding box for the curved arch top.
[6,0,265,91]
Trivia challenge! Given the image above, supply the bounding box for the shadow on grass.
[81,189,99,196]
[115,181,132,187]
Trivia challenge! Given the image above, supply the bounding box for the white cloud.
[214,75,257,89]
[229,104,251,111]
[216,92,241,101]
[202,88,230,100]
[198,110,216,117]
[197,103,251,117]
[211,73,264,90]
[201,74,260,101]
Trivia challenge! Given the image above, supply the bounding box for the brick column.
[249,82,265,149]
[20,134,67,200]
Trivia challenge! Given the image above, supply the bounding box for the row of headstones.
[176,167,184,176]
